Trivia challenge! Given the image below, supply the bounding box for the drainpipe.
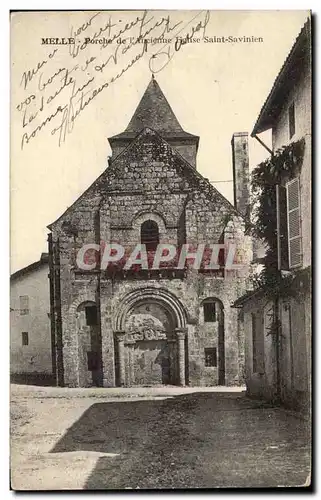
[48,233,57,385]
[253,133,281,402]
[275,185,282,402]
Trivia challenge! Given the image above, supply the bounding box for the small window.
[19,296,29,315]
[204,347,217,367]
[289,102,295,139]
[85,305,98,326]
[22,332,29,346]
[203,301,216,322]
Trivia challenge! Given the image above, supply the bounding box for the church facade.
[48,77,252,388]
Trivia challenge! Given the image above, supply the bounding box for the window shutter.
[286,178,302,268]
[278,185,289,270]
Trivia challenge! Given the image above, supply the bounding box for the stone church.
[48,76,252,388]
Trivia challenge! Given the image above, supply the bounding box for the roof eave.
[251,18,311,138]
[108,131,199,142]
[232,288,265,308]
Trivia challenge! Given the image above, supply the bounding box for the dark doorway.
[85,305,102,387]
[77,302,103,387]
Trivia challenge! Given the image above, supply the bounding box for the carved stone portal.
[115,301,185,386]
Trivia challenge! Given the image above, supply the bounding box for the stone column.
[175,329,186,386]
[115,331,126,387]
[100,283,116,387]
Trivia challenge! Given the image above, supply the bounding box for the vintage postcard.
[10,10,311,490]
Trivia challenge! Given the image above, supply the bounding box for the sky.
[10,9,309,272]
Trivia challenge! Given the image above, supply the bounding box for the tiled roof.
[251,17,311,136]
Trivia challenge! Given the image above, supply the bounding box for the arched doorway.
[114,288,187,387]
[124,300,175,386]
[201,298,225,385]
[76,301,102,387]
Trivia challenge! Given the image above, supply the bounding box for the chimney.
[231,132,250,218]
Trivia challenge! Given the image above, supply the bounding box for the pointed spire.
[124,77,184,133]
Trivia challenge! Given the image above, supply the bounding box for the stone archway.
[114,288,188,387]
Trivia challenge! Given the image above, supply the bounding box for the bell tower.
[108,76,199,168]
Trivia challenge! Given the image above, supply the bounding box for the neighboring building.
[234,19,311,412]
[10,253,53,382]
[48,76,252,388]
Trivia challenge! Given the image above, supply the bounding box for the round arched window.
[141,220,159,251]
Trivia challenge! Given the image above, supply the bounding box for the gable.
[109,128,238,212]
[48,127,239,234]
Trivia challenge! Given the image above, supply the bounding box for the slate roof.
[251,17,311,136]
[109,77,199,142]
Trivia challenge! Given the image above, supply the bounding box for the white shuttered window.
[286,178,302,268]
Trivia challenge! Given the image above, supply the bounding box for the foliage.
[253,264,311,302]
[251,138,305,243]
[250,138,306,298]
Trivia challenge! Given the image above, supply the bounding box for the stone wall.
[50,128,251,387]
[56,271,249,388]
[242,291,310,411]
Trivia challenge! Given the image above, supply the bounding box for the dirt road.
[10,384,310,489]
